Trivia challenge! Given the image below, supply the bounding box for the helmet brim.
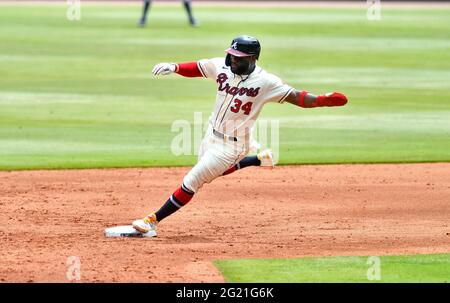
[225,48,252,57]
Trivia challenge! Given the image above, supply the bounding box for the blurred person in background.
[139,0,199,27]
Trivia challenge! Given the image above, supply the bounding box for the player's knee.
[182,175,200,193]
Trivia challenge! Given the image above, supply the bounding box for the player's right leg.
[138,0,152,27]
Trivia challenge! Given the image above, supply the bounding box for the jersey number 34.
[230,99,253,115]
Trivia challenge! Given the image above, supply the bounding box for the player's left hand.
[317,92,348,107]
[152,63,176,76]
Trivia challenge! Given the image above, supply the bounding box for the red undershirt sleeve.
[175,62,203,78]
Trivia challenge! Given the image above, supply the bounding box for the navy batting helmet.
[225,35,261,67]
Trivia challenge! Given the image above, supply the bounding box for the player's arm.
[152,62,203,77]
[284,90,348,108]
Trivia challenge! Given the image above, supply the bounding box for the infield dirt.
[1,163,449,282]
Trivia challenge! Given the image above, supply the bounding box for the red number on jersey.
[230,99,242,113]
[230,99,253,115]
[241,101,253,115]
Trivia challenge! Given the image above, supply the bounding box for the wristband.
[298,91,308,108]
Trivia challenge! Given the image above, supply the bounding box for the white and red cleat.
[132,213,158,234]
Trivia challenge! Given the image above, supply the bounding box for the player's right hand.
[152,63,176,76]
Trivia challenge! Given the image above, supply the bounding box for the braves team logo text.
[216,73,260,97]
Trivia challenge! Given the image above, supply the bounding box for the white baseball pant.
[182,128,250,193]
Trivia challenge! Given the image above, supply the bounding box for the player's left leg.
[222,149,274,176]
[132,182,194,233]
[182,0,199,27]
[133,137,245,233]
[132,159,231,233]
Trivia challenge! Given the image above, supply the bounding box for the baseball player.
[139,0,199,27]
[132,35,348,235]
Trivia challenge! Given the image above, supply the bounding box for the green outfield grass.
[214,253,450,282]
[0,4,449,170]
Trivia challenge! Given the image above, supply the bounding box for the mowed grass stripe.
[214,254,450,282]
[0,5,449,170]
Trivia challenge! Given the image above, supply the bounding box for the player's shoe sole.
[132,220,150,233]
[132,213,158,233]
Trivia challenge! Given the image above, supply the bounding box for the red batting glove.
[316,92,348,107]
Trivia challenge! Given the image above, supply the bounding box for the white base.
[104,225,157,238]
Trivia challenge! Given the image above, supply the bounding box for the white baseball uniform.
[183,57,294,193]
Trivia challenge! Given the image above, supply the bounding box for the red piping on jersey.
[175,62,203,77]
